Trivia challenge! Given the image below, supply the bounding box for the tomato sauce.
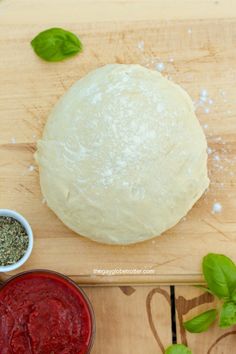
[0,271,94,354]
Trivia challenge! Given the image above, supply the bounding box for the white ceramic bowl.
[0,209,33,272]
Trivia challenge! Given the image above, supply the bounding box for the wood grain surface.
[85,285,235,353]
[0,0,236,284]
[86,286,172,354]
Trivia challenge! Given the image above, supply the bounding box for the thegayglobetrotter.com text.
[93,268,155,275]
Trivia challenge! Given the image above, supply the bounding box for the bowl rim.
[0,209,34,272]
[0,269,96,352]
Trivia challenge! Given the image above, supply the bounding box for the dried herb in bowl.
[0,216,29,266]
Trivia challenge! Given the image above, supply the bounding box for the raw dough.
[35,64,209,244]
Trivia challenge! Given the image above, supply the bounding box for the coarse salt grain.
[200,89,208,97]
[213,155,220,161]
[214,136,222,142]
[137,41,144,51]
[156,62,165,72]
[11,137,16,144]
[28,165,35,172]
[212,202,222,214]
[200,96,207,103]
[219,90,226,96]
[207,147,212,155]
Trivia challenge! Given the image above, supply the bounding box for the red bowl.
[0,270,95,353]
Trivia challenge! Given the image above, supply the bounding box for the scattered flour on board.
[142,53,234,202]
[138,44,235,218]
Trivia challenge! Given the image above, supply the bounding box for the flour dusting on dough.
[35,64,209,244]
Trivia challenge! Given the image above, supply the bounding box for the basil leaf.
[165,344,192,354]
[231,288,236,302]
[184,309,217,333]
[194,285,214,295]
[219,302,236,328]
[202,253,236,299]
[31,28,83,62]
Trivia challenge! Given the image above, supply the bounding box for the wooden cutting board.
[1,0,236,285]
[86,285,234,353]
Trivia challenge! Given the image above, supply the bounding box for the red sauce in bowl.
[0,271,95,354]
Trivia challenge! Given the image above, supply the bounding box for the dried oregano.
[0,216,29,266]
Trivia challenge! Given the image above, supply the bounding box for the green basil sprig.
[219,302,236,328]
[184,253,236,334]
[165,344,192,354]
[31,28,83,62]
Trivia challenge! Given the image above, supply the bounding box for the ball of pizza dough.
[35,64,209,244]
